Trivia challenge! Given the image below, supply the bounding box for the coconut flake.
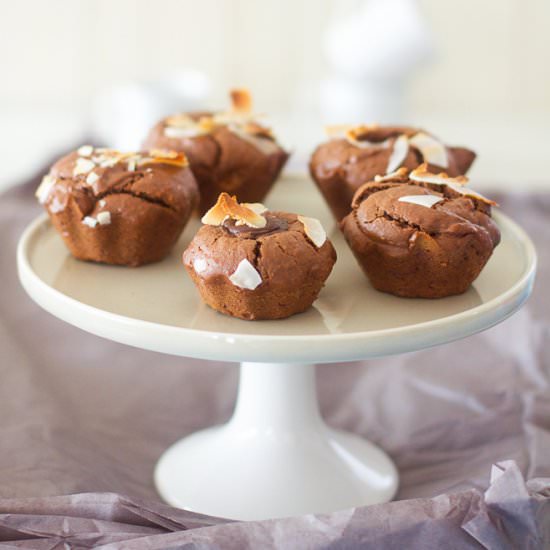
[229,126,281,155]
[410,164,468,186]
[242,202,268,215]
[127,159,136,172]
[193,257,208,274]
[82,216,98,228]
[230,88,253,113]
[97,211,111,225]
[74,157,96,176]
[163,114,201,134]
[202,193,267,228]
[164,126,204,139]
[100,156,119,168]
[77,145,93,157]
[35,175,56,204]
[398,194,443,208]
[386,135,409,173]
[409,133,448,168]
[445,182,497,205]
[98,199,106,208]
[229,259,262,290]
[144,150,188,168]
[86,171,99,185]
[297,215,326,248]
[374,167,409,182]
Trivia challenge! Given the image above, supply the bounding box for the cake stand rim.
[17,210,537,363]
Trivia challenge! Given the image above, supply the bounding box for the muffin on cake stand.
[17,174,536,521]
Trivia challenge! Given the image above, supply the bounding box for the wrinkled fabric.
[0,177,549,548]
[0,464,547,549]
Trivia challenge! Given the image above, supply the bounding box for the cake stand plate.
[17,175,537,520]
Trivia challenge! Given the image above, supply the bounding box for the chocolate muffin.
[35,146,199,266]
[143,89,289,214]
[309,125,476,221]
[340,165,500,298]
[183,193,336,320]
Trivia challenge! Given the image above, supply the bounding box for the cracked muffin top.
[309,124,476,221]
[183,193,336,292]
[143,89,283,162]
[36,146,198,220]
[143,89,289,214]
[342,165,500,250]
[35,146,199,266]
[311,125,476,181]
[340,165,501,298]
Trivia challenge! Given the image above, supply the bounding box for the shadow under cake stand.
[17,175,537,521]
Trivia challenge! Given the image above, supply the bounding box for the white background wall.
[1,0,549,189]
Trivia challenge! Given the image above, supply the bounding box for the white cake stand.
[17,175,536,521]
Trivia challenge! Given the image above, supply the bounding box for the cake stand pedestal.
[17,175,536,520]
[155,362,397,518]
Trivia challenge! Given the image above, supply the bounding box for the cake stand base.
[154,362,398,521]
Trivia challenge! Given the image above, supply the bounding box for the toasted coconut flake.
[163,90,268,140]
[162,89,269,142]
[344,126,391,150]
[297,215,326,248]
[197,116,216,132]
[77,145,93,157]
[163,114,215,139]
[324,124,355,138]
[398,194,443,208]
[97,211,111,225]
[409,133,448,168]
[150,149,178,159]
[143,150,188,167]
[201,192,267,228]
[229,258,262,290]
[230,88,252,113]
[74,157,96,176]
[410,163,468,186]
[35,174,56,204]
[346,125,378,140]
[165,113,195,127]
[386,134,409,173]
[445,182,497,206]
[164,113,213,138]
[374,167,409,182]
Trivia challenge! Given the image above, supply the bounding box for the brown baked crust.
[340,179,500,298]
[183,212,336,320]
[38,148,199,266]
[309,126,476,221]
[143,114,289,214]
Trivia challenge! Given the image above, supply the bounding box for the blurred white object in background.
[92,70,210,150]
[321,0,434,123]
